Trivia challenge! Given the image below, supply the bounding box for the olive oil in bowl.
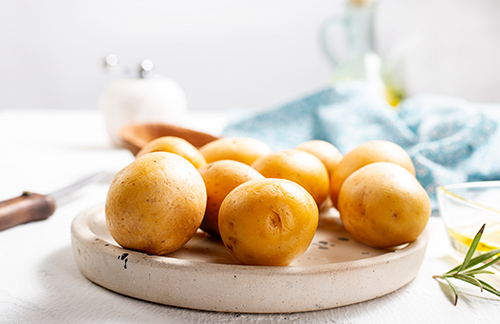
[437,182,500,268]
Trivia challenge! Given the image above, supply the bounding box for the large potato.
[199,137,272,165]
[197,160,264,238]
[251,149,329,207]
[136,136,206,169]
[218,178,319,266]
[338,162,430,248]
[330,140,415,208]
[105,152,207,255]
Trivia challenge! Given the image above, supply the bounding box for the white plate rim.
[71,204,429,313]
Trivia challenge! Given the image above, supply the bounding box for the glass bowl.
[437,181,500,259]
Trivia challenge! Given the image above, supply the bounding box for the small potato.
[199,137,272,165]
[219,178,319,266]
[295,140,343,179]
[136,136,206,169]
[198,160,264,238]
[105,152,207,255]
[251,149,329,207]
[330,140,415,208]
[338,162,430,248]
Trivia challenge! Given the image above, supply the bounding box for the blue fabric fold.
[223,82,500,209]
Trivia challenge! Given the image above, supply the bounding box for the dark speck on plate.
[338,237,349,241]
[119,253,130,269]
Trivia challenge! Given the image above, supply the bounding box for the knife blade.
[0,171,106,231]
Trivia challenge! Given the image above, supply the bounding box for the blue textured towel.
[223,82,500,209]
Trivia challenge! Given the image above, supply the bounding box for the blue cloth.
[223,82,500,209]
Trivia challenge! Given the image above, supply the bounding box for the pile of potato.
[105,136,430,266]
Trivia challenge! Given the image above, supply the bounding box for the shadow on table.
[5,245,429,323]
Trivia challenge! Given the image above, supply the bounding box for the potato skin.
[105,152,207,255]
[199,137,272,165]
[251,149,329,207]
[197,160,264,238]
[330,140,415,208]
[136,136,206,169]
[295,140,343,179]
[218,178,319,266]
[338,162,430,248]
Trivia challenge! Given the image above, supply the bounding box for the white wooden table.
[0,109,499,323]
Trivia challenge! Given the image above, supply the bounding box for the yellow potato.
[197,160,264,238]
[330,140,415,208]
[251,149,329,207]
[199,137,272,165]
[295,140,343,179]
[218,178,319,266]
[136,136,206,169]
[105,152,207,255]
[338,162,430,248]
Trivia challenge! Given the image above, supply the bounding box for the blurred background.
[1,0,499,111]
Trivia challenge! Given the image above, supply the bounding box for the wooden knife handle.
[0,192,56,231]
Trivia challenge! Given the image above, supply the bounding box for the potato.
[295,140,343,179]
[251,149,329,207]
[338,162,430,248]
[218,178,319,266]
[197,160,264,238]
[199,137,272,165]
[105,152,207,255]
[330,140,415,208]
[136,136,206,169]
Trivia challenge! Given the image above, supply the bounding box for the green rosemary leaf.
[445,264,463,276]
[464,269,495,276]
[455,274,483,291]
[478,280,500,298]
[455,224,485,273]
[477,279,498,292]
[444,277,459,306]
[463,251,500,273]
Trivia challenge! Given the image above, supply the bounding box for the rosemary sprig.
[433,224,500,305]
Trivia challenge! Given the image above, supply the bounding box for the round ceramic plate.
[71,205,428,314]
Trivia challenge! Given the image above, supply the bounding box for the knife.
[0,171,106,231]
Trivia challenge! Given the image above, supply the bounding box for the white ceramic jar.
[100,57,188,146]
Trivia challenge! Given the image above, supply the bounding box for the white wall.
[1,0,499,111]
[377,0,500,104]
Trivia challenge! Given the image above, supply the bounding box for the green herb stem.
[433,223,500,305]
